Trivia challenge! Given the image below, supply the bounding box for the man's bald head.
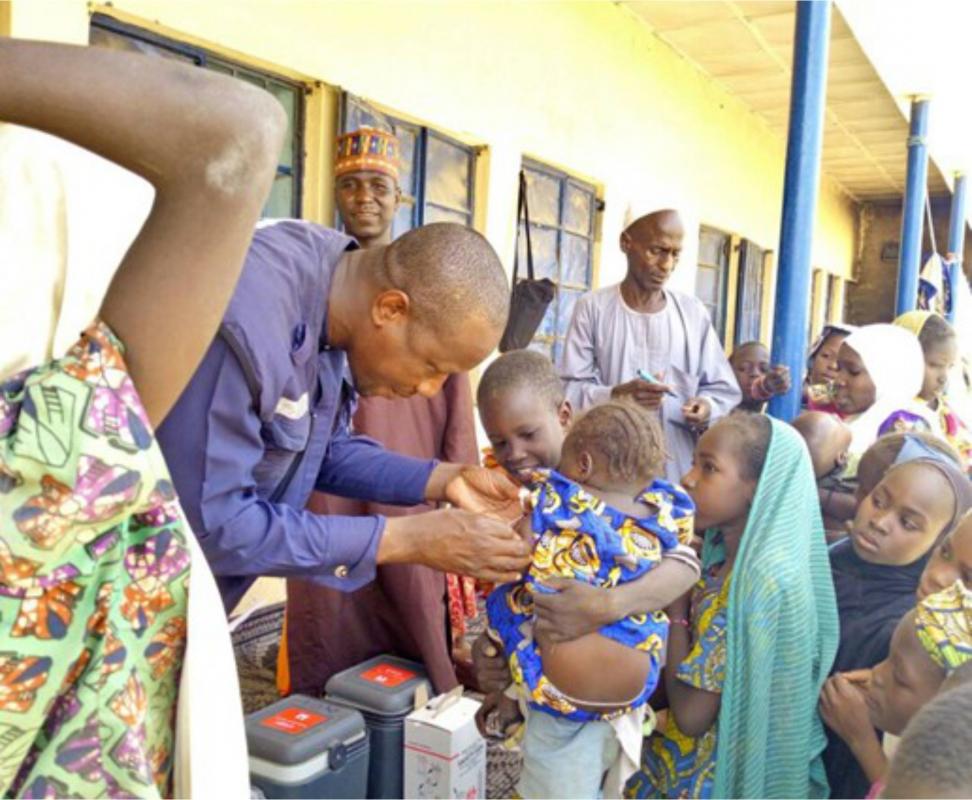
[620,209,684,296]
[342,223,508,399]
[381,222,509,336]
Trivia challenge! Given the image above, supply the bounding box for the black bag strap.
[512,169,535,285]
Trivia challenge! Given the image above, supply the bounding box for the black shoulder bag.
[498,170,556,353]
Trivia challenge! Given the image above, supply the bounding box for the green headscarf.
[704,418,840,799]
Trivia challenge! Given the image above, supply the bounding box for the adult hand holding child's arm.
[381,462,531,583]
[379,509,530,584]
[427,463,524,521]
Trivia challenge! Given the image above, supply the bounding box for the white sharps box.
[404,689,486,799]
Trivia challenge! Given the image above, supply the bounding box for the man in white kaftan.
[561,209,741,483]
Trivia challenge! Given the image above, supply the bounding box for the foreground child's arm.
[820,674,888,783]
[664,592,721,737]
[533,556,699,642]
[0,39,286,425]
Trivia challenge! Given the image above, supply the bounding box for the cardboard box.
[404,690,486,799]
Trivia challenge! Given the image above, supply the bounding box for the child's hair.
[562,399,665,484]
[714,412,772,481]
[917,314,957,355]
[791,411,846,455]
[884,681,972,798]
[729,339,769,359]
[477,350,565,411]
[858,432,961,498]
[731,340,766,360]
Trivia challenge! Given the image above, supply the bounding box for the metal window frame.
[697,226,731,342]
[424,129,475,225]
[90,13,304,218]
[520,159,597,357]
[734,238,765,345]
[825,273,842,322]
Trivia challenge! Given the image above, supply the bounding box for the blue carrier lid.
[324,655,430,717]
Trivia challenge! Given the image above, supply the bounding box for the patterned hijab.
[915,580,972,673]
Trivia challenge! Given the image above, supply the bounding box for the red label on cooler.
[360,663,416,687]
[260,707,327,735]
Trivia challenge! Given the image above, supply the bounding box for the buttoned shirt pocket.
[254,405,312,499]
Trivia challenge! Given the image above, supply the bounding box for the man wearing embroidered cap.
[333,126,402,248]
[282,128,482,696]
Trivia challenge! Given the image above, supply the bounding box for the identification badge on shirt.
[274,392,309,420]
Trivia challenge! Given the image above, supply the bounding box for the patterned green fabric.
[711,418,839,799]
[0,323,189,798]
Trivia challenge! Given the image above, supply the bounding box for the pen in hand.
[637,369,678,398]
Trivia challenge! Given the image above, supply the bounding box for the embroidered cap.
[335,126,400,181]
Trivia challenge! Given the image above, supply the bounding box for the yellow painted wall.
[10,0,857,310]
[5,0,862,615]
[813,180,858,279]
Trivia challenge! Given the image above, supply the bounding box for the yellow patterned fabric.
[626,573,730,799]
[915,580,972,672]
[487,469,694,722]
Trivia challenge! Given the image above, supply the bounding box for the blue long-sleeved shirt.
[157,221,436,610]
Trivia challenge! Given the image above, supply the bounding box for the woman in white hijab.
[0,39,283,797]
[832,324,928,475]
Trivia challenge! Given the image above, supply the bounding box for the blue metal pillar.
[767,0,831,422]
[946,172,967,323]
[895,98,931,315]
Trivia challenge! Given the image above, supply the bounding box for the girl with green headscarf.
[626,414,839,799]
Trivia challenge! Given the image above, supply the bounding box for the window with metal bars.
[518,160,597,363]
[696,226,730,342]
[826,273,842,322]
[734,238,766,345]
[89,13,304,219]
[340,94,475,238]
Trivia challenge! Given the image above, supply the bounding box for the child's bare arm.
[605,555,699,618]
[0,39,285,425]
[533,556,698,643]
[664,612,721,736]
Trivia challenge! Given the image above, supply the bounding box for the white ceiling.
[622,0,950,202]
